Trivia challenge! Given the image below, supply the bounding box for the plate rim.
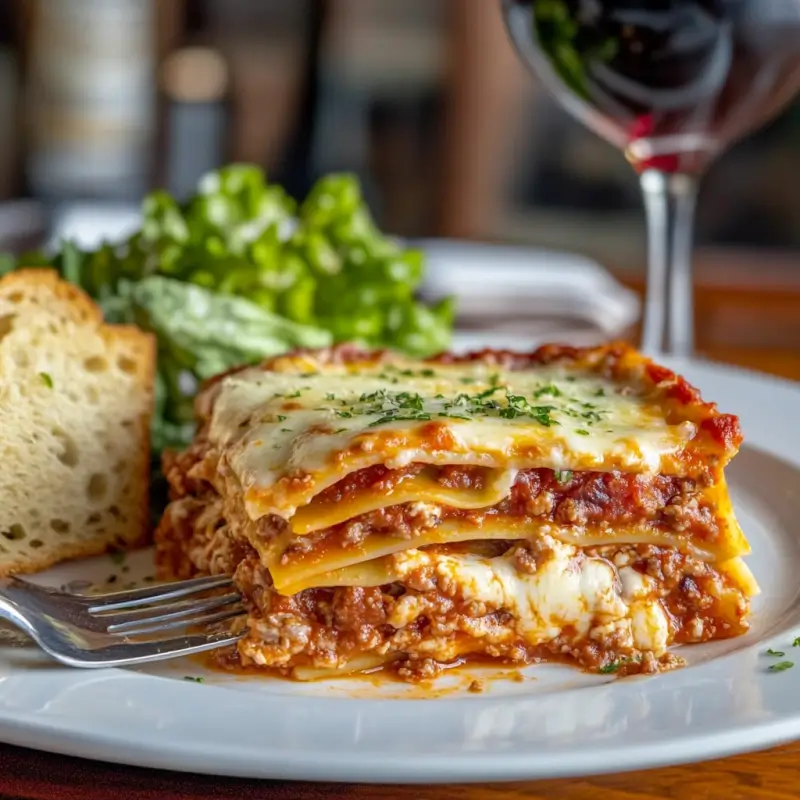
[1,706,798,784]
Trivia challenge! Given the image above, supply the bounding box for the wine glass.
[502,0,800,357]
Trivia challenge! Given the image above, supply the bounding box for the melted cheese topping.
[208,357,697,520]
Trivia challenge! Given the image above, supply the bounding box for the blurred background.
[1,1,799,297]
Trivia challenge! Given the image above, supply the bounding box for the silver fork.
[0,574,246,668]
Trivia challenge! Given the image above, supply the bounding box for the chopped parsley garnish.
[280,427,291,432]
[348,384,564,428]
[533,384,562,399]
[369,412,432,427]
[499,394,557,426]
[529,406,557,426]
[768,661,794,672]
[554,470,573,485]
[109,549,126,565]
[598,656,637,674]
[276,415,287,422]
[594,388,606,397]
[299,376,574,431]
[359,390,387,403]
[39,372,53,388]
[286,389,302,398]
[183,676,204,683]
[793,637,800,648]
[395,391,424,410]
[333,428,347,434]
[575,429,590,436]
[766,648,786,657]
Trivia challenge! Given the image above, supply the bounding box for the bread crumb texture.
[0,269,155,576]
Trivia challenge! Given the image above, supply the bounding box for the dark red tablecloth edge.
[0,744,334,800]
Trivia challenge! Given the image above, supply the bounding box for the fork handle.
[0,581,37,641]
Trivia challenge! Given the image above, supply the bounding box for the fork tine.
[85,575,234,612]
[107,603,246,637]
[50,631,246,668]
[97,593,242,632]
[110,606,246,638]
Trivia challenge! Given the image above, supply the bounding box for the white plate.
[2,357,800,783]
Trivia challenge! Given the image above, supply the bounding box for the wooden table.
[2,264,800,800]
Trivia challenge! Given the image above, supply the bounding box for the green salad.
[1,165,454,453]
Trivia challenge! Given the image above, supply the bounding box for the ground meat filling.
[162,441,719,551]
[154,445,745,682]
[232,541,746,679]
[160,444,722,569]
[271,464,719,565]
[155,495,749,682]
[314,464,710,531]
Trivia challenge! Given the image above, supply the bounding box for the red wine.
[504,0,800,173]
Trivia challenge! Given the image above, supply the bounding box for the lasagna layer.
[155,492,753,680]
[164,441,745,596]
[255,465,746,591]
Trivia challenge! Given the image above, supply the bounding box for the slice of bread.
[0,268,155,576]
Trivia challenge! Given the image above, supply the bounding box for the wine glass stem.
[639,170,699,359]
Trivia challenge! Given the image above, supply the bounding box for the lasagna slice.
[155,342,757,681]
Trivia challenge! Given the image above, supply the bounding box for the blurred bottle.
[0,5,19,201]
[23,0,156,202]
[161,46,229,202]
